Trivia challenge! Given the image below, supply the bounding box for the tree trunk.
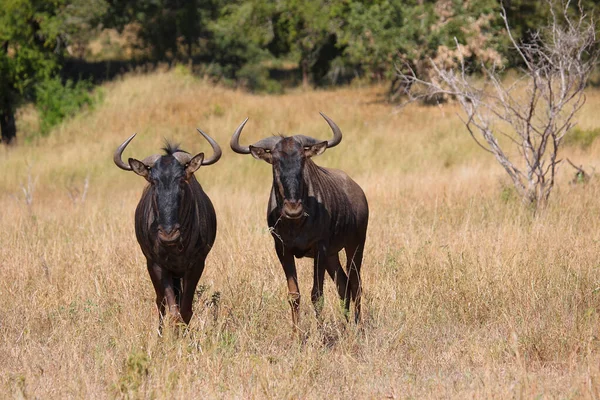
[187,38,193,63]
[0,102,16,145]
[0,41,16,145]
[301,59,310,89]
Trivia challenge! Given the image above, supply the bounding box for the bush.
[35,77,97,135]
[236,63,283,94]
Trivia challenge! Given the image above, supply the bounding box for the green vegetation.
[35,78,98,135]
[0,0,106,144]
[563,127,600,150]
[115,349,150,396]
[1,0,599,143]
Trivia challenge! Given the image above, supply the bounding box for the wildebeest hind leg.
[180,262,204,324]
[311,246,327,320]
[345,241,365,323]
[325,255,350,318]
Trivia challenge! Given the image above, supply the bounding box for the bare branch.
[396,0,599,209]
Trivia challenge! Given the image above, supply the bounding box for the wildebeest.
[230,113,368,328]
[114,129,221,331]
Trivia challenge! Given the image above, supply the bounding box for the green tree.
[0,0,60,143]
[207,0,274,79]
[104,0,220,61]
[212,0,345,88]
[338,0,506,96]
[0,0,107,144]
[272,0,343,87]
[337,0,405,82]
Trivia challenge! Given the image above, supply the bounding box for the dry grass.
[2,70,600,398]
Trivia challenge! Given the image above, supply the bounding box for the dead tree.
[397,0,599,210]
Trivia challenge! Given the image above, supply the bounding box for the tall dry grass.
[2,70,600,398]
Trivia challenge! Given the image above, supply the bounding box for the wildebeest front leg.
[275,240,300,331]
[147,261,166,333]
[148,262,182,324]
[325,254,350,318]
[311,243,327,320]
[180,261,205,324]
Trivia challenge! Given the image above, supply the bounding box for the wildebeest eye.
[304,146,310,151]
[265,149,271,153]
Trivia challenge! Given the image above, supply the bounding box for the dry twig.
[397,0,599,209]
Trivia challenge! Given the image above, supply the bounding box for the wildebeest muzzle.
[282,199,304,219]
[157,224,181,245]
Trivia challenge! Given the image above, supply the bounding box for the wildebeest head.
[230,113,342,220]
[114,129,221,244]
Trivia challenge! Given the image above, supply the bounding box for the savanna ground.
[2,69,600,398]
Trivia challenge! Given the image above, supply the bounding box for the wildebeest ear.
[249,146,273,164]
[185,153,204,179]
[129,158,150,180]
[304,141,327,158]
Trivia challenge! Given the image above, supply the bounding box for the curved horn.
[196,128,222,166]
[320,112,342,148]
[114,133,136,171]
[230,118,251,154]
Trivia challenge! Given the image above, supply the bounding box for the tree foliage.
[2,0,600,143]
[0,0,107,144]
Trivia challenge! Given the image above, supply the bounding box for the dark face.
[251,137,327,220]
[273,138,306,219]
[129,153,204,245]
[149,156,185,243]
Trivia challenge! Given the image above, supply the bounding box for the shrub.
[35,77,97,135]
[236,63,283,94]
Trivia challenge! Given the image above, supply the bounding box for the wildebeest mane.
[161,141,189,155]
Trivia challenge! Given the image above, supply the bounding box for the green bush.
[236,63,283,94]
[35,77,97,135]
